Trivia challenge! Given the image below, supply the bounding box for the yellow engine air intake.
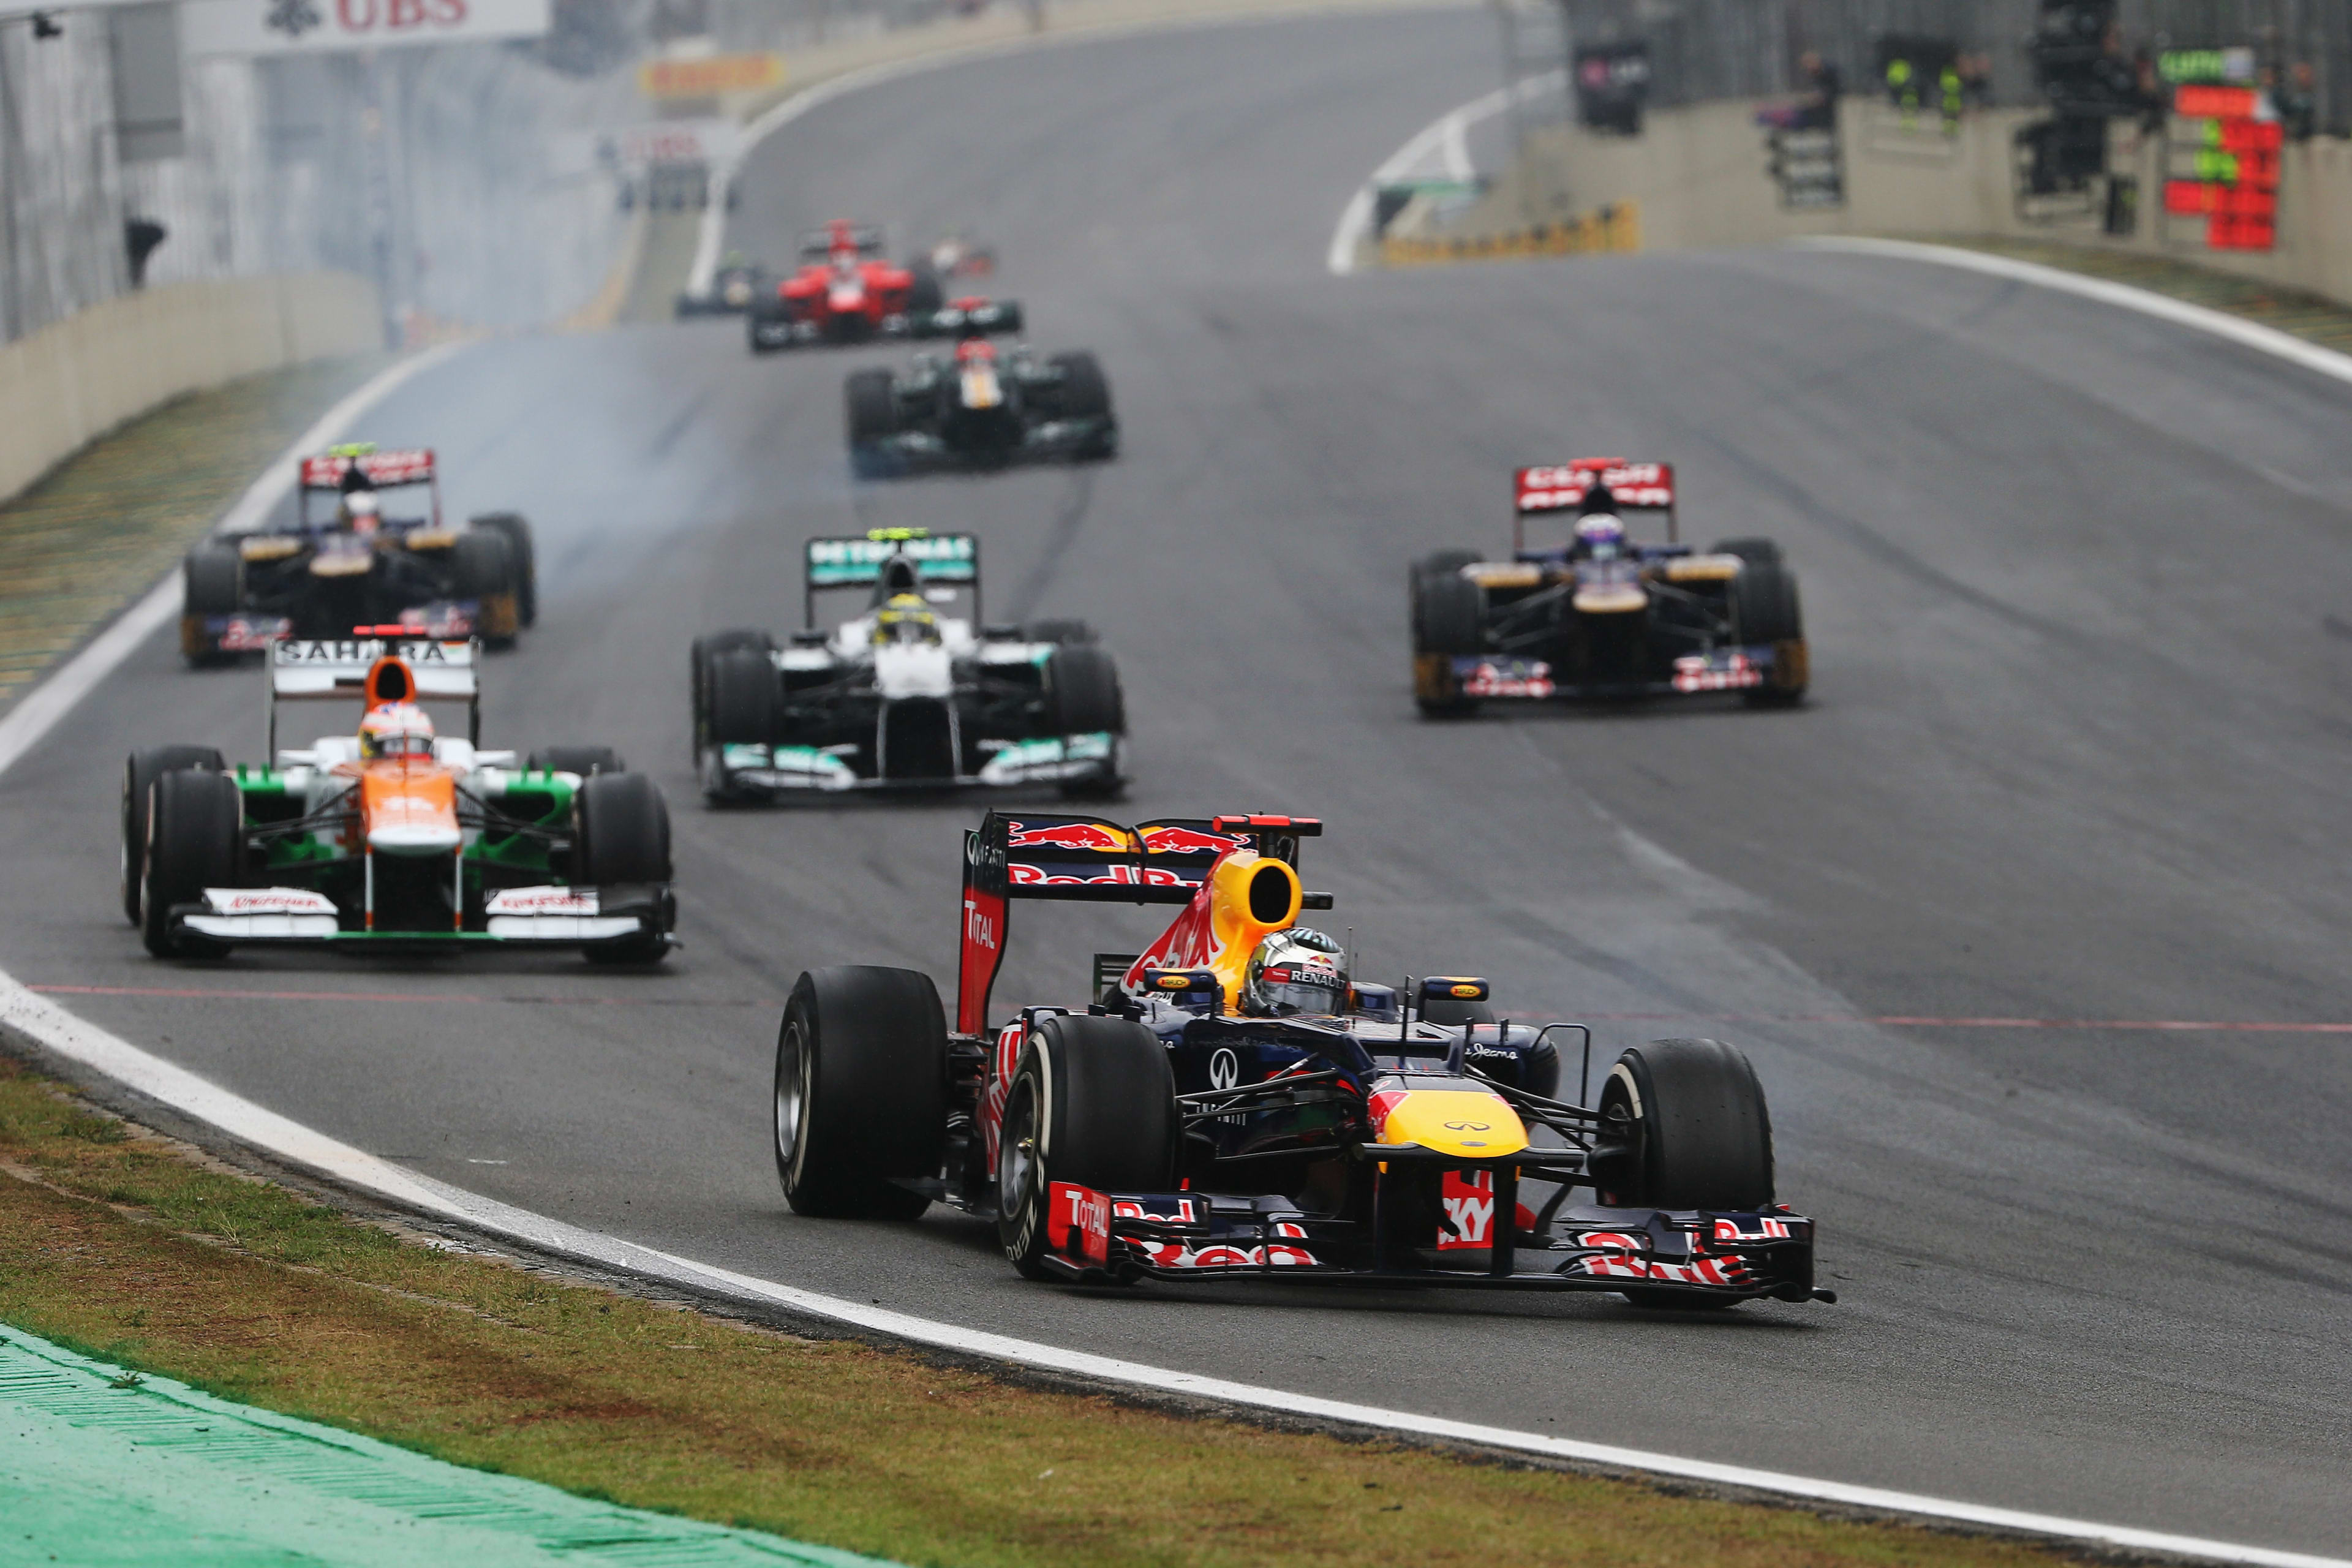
[1374,1088,1528,1158]
[1205,851,1302,1012]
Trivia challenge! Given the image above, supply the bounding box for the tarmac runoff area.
[0,1322,895,1568]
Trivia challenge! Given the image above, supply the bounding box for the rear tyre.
[1711,536,1782,565]
[1022,618,1096,646]
[905,262,944,314]
[180,544,243,665]
[453,530,519,647]
[141,768,241,959]
[470,514,538,627]
[122,746,225,924]
[996,1013,1178,1280]
[1047,351,1114,459]
[526,746,622,777]
[774,966,947,1219]
[1728,559,1806,706]
[1418,997,1496,1028]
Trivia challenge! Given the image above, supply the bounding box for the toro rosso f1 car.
[845,317,1114,478]
[1411,461,1806,715]
[180,445,538,663]
[124,637,674,962]
[691,529,1126,802]
[771,810,1830,1308]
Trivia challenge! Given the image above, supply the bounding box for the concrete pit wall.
[0,271,380,507]
[1439,99,2352,312]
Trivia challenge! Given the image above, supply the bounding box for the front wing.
[170,885,669,950]
[706,733,1118,796]
[1040,1180,1823,1301]
[1431,641,1804,702]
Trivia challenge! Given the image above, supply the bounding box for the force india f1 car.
[771,810,1831,1308]
[844,313,1114,478]
[180,446,538,663]
[690,530,1126,802]
[123,637,674,962]
[1410,461,1807,715]
[747,222,973,351]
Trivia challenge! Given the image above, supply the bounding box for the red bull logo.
[1003,820,1133,853]
[1138,824,1246,855]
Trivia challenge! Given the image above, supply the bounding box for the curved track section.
[4,12,2350,1554]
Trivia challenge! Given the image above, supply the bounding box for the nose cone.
[1368,1087,1528,1158]
[361,767,461,855]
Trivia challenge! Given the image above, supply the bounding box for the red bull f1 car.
[124,636,674,962]
[770,810,1830,1308]
[691,530,1126,801]
[845,319,1114,478]
[1411,461,1807,715]
[180,445,538,663]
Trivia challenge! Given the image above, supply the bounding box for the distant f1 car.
[678,254,769,317]
[844,316,1114,477]
[690,529,1126,801]
[769,809,1830,1309]
[179,445,537,663]
[1410,461,1806,714]
[124,636,674,962]
[747,221,974,351]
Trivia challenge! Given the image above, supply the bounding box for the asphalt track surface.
[7,11,2351,1553]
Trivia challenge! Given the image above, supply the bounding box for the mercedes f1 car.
[123,636,674,962]
[180,446,538,663]
[1410,461,1807,715]
[845,322,1114,477]
[690,529,1126,802]
[747,222,999,351]
[769,810,1831,1308]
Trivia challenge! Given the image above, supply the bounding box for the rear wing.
[298,448,436,491]
[799,224,883,259]
[1514,460,1677,548]
[804,530,980,627]
[267,636,478,753]
[957,811,1327,1034]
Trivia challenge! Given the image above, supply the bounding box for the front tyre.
[1592,1037,1776,1310]
[121,746,225,925]
[141,768,241,959]
[774,967,947,1219]
[996,1013,1178,1280]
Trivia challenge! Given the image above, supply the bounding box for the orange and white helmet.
[359,702,435,761]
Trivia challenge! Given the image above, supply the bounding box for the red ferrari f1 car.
[771,811,1830,1308]
[747,221,1019,352]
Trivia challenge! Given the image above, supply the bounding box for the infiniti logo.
[1208,1047,1239,1090]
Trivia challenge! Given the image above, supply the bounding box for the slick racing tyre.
[1711,536,1782,566]
[997,1014,1178,1280]
[1046,645,1125,800]
[141,767,241,959]
[905,260,945,315]
[1411,560,1485,718]
[574,773,671,963]
[453,530,519,647]
[470,514,538,627]
[1048,352,1115,460]
[774,966,947,1219]
[526,747,623,777]
[705,648,778,747]
[121,746,225,925]
[1418,993,1496,1028]
[1593,1038,1773,1308]
[1022,618,1096,646]
[1728,557,1806,706]
[691,630,776,759]
[845,369,899,457]
[180,543,243,665]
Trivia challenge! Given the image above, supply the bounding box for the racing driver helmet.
[359,702,435,761]
[1242,928,1348,1017]
[871,592,941,647]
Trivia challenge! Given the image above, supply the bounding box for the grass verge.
[0,1055,2075,1568]
[0,352,394,711]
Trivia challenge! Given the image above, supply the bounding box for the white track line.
[0,342,467,783]
[1326,69,1563,276]
[0,968,2340,1568]
[691,1,1476,298]
[1795,236,2352,388]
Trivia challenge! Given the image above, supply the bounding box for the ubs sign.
[182,0,550,55]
